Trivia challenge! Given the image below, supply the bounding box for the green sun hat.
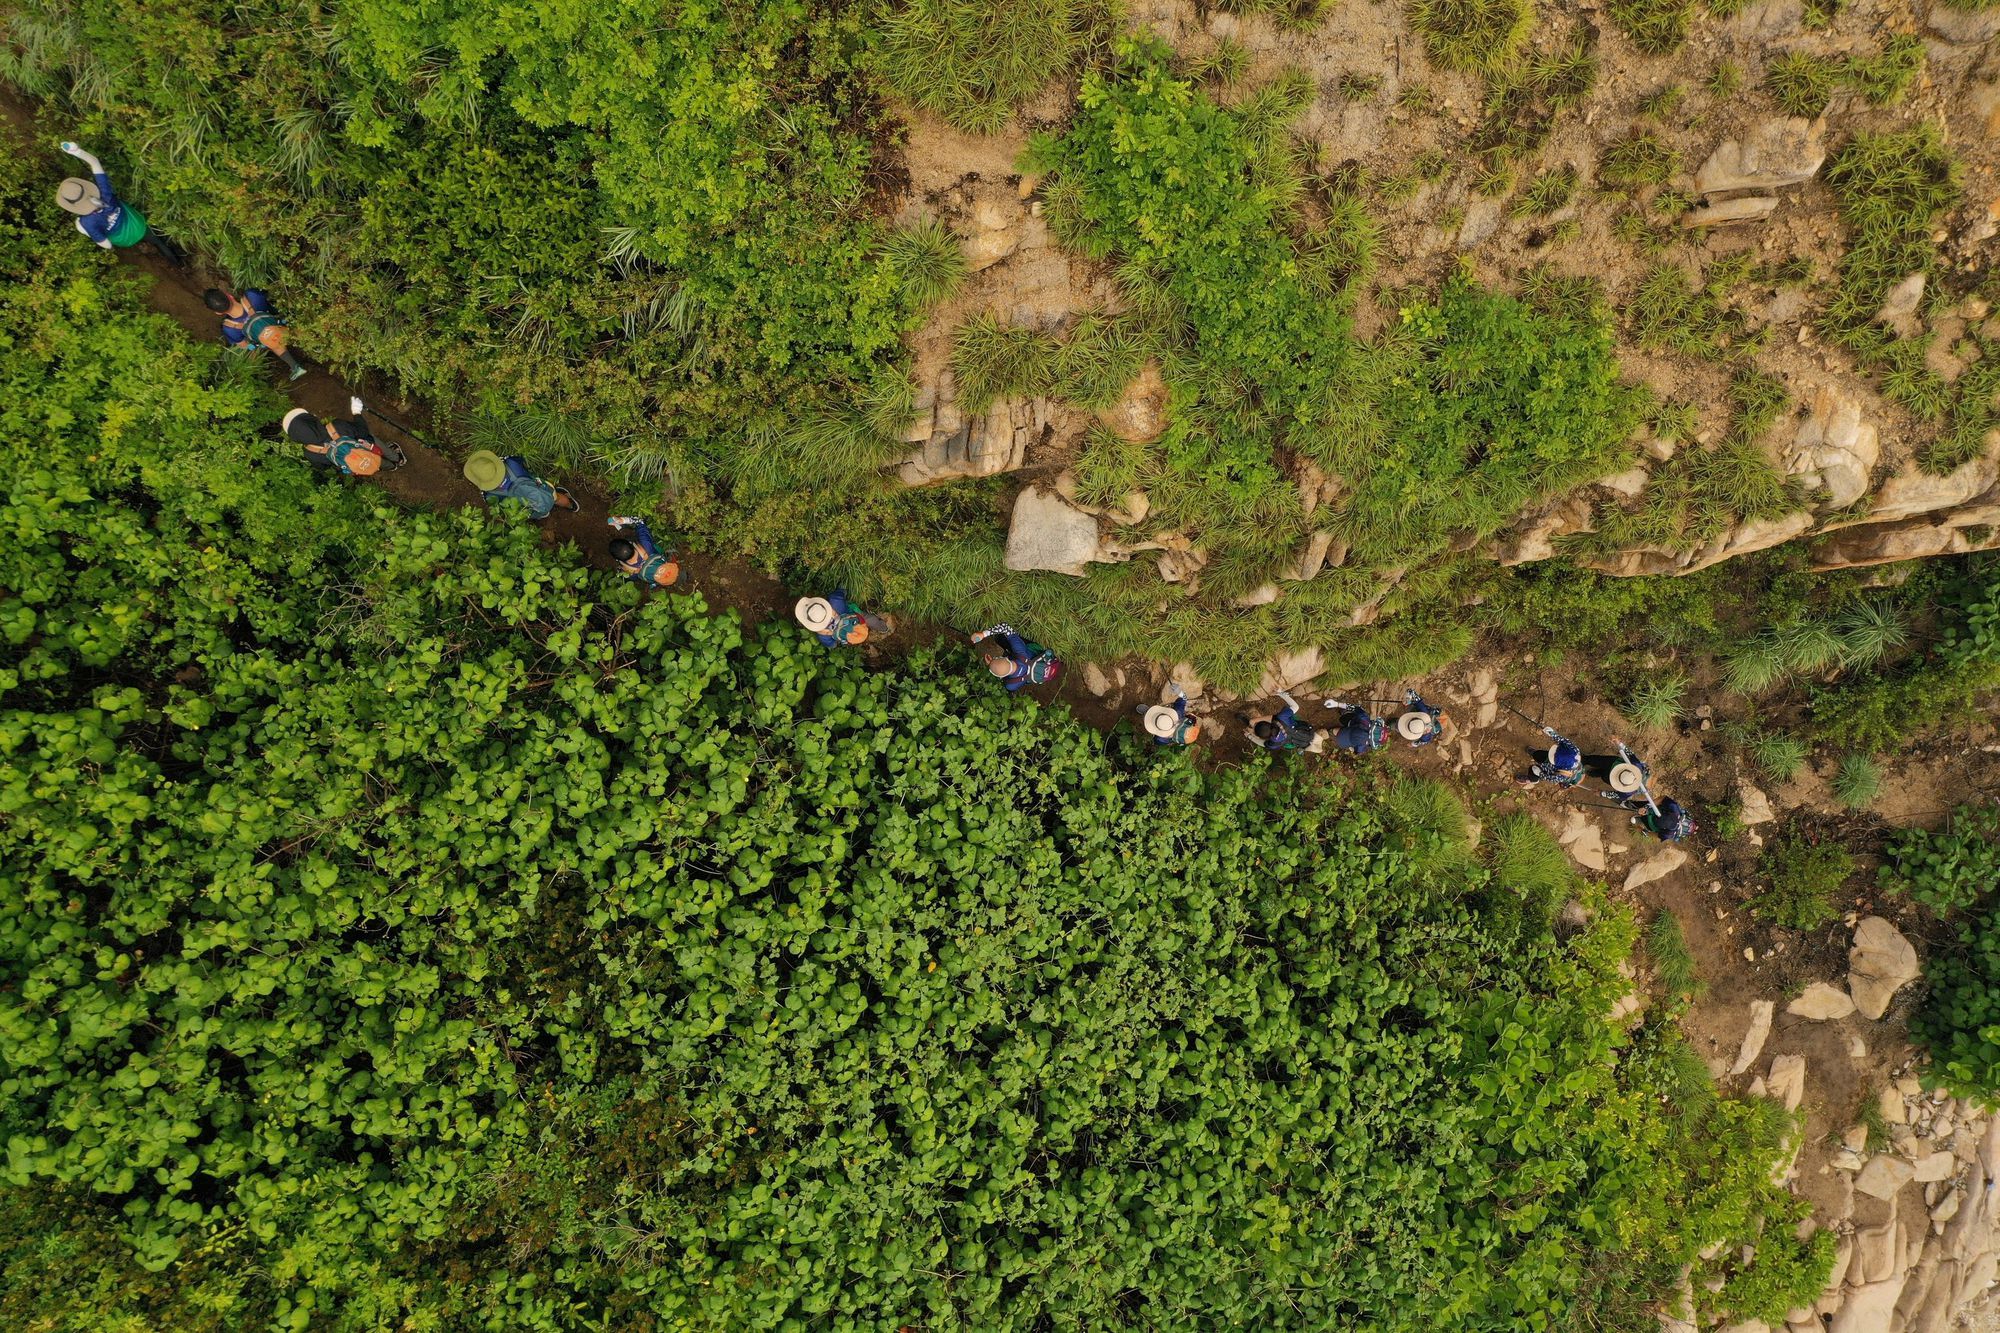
[463,450,508,491]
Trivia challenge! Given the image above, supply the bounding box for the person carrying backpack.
[1519,729,1585,789]
[606,517,680,588]
[284,398,401,478]
[1139,683,1201,747]
[463,450,577,520]
[1243,691,1318,752]
[1394,688,1445,747]
[1631,795,1694,843]
[204,287,307,381]
[970,624,1059,692]
[795,591,892,647]
[1323,700,1388,756]
[55,141,185,265]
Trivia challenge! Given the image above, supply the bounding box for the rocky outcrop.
[1788,383,1881,510]
[1256,646,1325,697]
[899,382,1051,485]
[1695,117,1827,195]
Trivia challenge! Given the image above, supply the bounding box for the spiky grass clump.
[1606,0,1696,54]
[1648,909,1703,999]
[1636,84,1685,119]
[1050,311,1148,409]
[1600,132,1681,189]
[1832,754,1881,810]
[1626,673,1688,730]
[1407,0,1534,72]
[1747,730,1811,784]
[1706,60,1743,96]
[1513,163,1579,217]
[883,218,969,310]
[1629,264,1751,361]
[875,0,1107,134]
[1766,53,1841,118]
[951,314,1057,412]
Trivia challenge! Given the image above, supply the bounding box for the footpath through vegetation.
[0,139,1843,1331]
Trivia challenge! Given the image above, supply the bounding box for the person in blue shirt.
[969,624,1059,691]
[203,287,307,381]
[1243,691,1318,752]
[1631,796,1694,843]
[462,450,577,521]
[1323,700,1387,756]
[606,517,680,588]
[1139,683,1201,747]
[1519,730,1586,788]
[1395,689,1446,747]
[795,592,892,646]
[56,142,185,265]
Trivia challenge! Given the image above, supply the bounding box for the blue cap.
[1552,740,1580,770]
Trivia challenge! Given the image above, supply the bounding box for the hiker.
[1395,689,1446,747]
[1519,730,1585,789]
[795,591,891,647]
[1629,794,1694,844]
[463,450,577,521]
[203,287,307,381]
[1139,683,1201,747]
[56,141,185,264]
[606,516,680,588]
[969,624,1059,692]
[1242,691,1318,753]
[1323,700,1387,756]
[283,398,400,478]
[1589,739,1652,798]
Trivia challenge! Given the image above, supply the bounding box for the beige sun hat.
[462,450,508,491]
[56,177,102,215]
[1396,710,1435,742]
[794,597,836,632]
[1142,705,1182,739]
[1609,762,1647,794]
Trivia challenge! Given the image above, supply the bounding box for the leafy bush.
[1813,554,2000,749]
[1832,754,1882,809]
[1751,834,1857,929]
[1881,806,2000,913]
[0,169,1830,1327]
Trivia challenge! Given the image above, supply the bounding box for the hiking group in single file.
[50,139,1693,845]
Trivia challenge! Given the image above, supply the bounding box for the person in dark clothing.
[969,624,1059,692]
[1243,691,1318,752]
[1630,796,1694,843]
[56,142,186,265]
[1519,732,1585,789]
[464,450,577,521]
[283,399,400,478]
[1140,683,1201,747]
[1323,700,1387,756]
[1395,688,1446,747]
[606,517,680,588]
[203,287,307,380]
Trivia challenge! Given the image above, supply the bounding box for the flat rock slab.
[1849,916,1920,1020]
[1623,845,1688,891]
[1695,117,1825,195]
[1731,1000,1776,1076]
[1788,982,1857,1021]
[1856,1154,1916,1200]
[1767,1053,1807,1112]
[1003,486,1102,577]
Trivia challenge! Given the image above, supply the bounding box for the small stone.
[1843,1124,1870,1152]
[1680,196,1780,228]
[1743,947,1757,962]
[1739,784,1775,826]
[1083,663,1115,698]
[1874,272,1927,337]
[1831,1148,1866,1171]
[1731,1000,1776,1076]
[1766,1054,1806,1112]
[1932,1188,1963,1226]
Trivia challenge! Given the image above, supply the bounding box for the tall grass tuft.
[883,218,969,310]
[1648,909,1703,999]
[875,0,1107,133]
[951,314,1057,412]
[1407,0,1533,72]
[1832,754,1881,810]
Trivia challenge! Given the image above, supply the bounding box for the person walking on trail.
[1241,691,1318,753]
[463,450,577,521]
[1395,689,1447,747]
[1519,729,1586,789]
[795,592,892,647]
[1588,739,1652,799]
[204,287,307,381]
[56,142,186,265]
[1322,700,1387,756]
[606,516,680,588]
[969,624,1060,692]
[284,398,401,478]
[1139,683,1201,747]
[1629,794,1694,843]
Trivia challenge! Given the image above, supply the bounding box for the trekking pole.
[1501,701,1556,734]
[352,397,436,452]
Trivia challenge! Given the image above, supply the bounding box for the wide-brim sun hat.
[56,177,101,215]
[282,407,328,446]
[794,597,836,632]
[462,450,508,491]
[1142,705,1181,739]
[1397,711,1435,742]
[346,448,382,476]
[1609,762,1647,794]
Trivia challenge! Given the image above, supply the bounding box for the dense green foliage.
[0,162,1835,1329]
[1898,806,2000,1098]
[875,0,1108,132]
[1811,554,2000,749]
[1750,833,1856,930]
[1881,806,2000,914]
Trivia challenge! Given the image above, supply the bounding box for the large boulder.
[1787,384,1881,510]
[1003,486,1104,576]
[1848,916,1920,1020]
[1866,456,2000,524]
[898,374,1048,486]
[1624,844,1688,891]
[1694,118,1826,196]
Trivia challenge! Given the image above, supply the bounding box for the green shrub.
[1649,909,1704,999]
[1626,673,1688,729]
[1832,754,1882,809]
[1915,905,2000,1097]
[1407,0,1534,71]
[1746,730,1812,783]
[1881,806,2000,913]
[1751,834,1857,928]
[875,0,1108,132]
[1600,132,1681,188]
[1606,0,1697,54]
[1514,163,1580,216]
[1812,555,2000,750]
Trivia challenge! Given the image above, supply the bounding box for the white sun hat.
[1609,762,1647,794]
[56,177,103,215]
[794,597,836,632]
[1396,710,1435,742]
[1143,705,1183,739]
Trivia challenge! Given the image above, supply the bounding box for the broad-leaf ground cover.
[0,155,1834,1330]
